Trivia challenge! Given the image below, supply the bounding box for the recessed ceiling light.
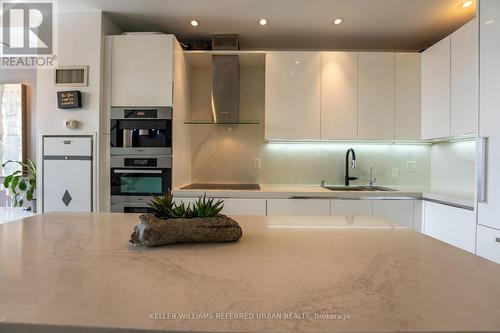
[259,18,268,26]
[462,0,473,8]
[190,20,199,27]
[333,17,343,25]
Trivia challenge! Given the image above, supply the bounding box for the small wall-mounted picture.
[57,90,82,109]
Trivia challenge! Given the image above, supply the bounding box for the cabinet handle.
[113,169,162,174]
[495,238,500,243]
[477,137,488,203]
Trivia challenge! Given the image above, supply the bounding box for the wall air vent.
[212,34,239,51]
[54,66,89,87]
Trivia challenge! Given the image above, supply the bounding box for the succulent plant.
[191,194,224,218]
[148,193,175,218]
[147,192,224,220]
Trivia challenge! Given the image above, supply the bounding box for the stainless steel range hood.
[211,55,239,123]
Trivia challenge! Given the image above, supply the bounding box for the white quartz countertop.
[1,213,499,333]
[173,184,475,209]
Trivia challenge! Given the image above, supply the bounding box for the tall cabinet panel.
[395,53,421,140]
[110,34,173,107]
[265,52,321,140]
[478,0,500,232]
[421,37,451,140]
[451,18,479,136]
[358,53,395,140]
[43,136,94,213]
[321,52,358,140]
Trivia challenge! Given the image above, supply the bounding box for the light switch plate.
[253,158,262,170]
[392,168,400,179]
[407,161,417,172]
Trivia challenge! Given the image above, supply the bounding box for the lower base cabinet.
[221,199,267,216]
[267,199,330,216]
[174,198,266,216]
[331,199,417,229]
[476,224,500,264]
[331,200,373,216]
[174,197,417,230]
[423,201,476,253]
[373,200,415,229]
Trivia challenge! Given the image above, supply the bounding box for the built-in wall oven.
[110,107,172,155]
[110,155,171,212]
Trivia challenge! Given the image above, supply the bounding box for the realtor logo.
[2,2,53,55]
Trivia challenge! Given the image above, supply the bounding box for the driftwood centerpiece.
[129,193,243,247]
[130,213,242,247]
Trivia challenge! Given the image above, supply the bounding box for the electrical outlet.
[253,158,262,170]
[392,168,400,179]
[407,161,417,172]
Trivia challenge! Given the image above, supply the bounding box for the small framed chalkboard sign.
[57,90,82,109]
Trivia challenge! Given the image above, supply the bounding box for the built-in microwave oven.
[110,155,171,202]
[110,107,172,155]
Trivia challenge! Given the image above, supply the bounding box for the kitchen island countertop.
[1,213,499,333]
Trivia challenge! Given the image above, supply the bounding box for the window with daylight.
[0,84,26,176]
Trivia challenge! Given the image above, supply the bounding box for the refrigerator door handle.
[477,137,488,203]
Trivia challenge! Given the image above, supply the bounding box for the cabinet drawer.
[476,225,500,264]
[173,198,266,216]
[424,201,476,253]
[267,199,330,216]
[44,137,92,156]
[373,200,414,228]
[221,199,266,216]
[331,199,373,216]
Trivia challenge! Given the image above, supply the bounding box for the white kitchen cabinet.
[451,18,479,136]
[267,199,330,216]
[395,53,421,140]
[43,136,93,213]
[373,200,414,228]
[321,52,358,140]
[265,52,321,140]
[110,34,173,107]
[358,53,395,140]
[413,200,423,232]
[174,198,266,216]
[421,36,451,140]
[331,200,372,216]
[478,0,500,232]
[220,199,267,216]
[476,225,500,264]
[423,201,476,253]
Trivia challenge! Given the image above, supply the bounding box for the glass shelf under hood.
[184,120,259,125]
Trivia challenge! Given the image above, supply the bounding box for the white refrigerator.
[42,136,94,213]
[476,0,500,263]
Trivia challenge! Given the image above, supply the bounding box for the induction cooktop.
[180,183,261,191]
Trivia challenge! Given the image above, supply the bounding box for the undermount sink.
[323,185,395,192]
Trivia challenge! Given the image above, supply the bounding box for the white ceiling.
[58,0,477,51]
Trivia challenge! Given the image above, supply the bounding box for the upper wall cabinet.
[358,53,395,140]
[421,18,479,140]
[110,34,173,107]
[421,36,451,140]
[265,52,321,140]
[395,53,421,140]
[265,51,421,141]
[451,18,478,136]
[321,52,358,140]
